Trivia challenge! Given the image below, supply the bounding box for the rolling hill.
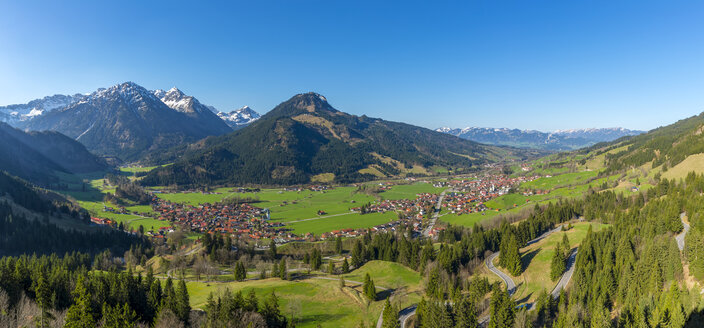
[0,122,106,186]
[142,92,535,186]
[592,112,704,174]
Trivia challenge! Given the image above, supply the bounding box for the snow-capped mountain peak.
[217,106,261,128]
[0,93,85,125]
[152,87,203,114]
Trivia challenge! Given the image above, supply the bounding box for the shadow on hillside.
[516,292,533,305]
[521,249,540,272]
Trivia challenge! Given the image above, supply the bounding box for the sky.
[0,1,703,132]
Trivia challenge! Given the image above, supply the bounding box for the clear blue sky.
[1,1,702,131]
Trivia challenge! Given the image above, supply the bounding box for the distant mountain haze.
[437,127,644,150]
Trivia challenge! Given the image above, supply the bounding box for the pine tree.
[342,258,350,273]
[339,276,345,289]
[550,244,566,281]
[234,261,246,281]
[363,273,377,301]
[500,234,523,276]
[488,287,515,328]
[381,299,400,328]
[335,236,343,254]
[453,297,478,328]
[35,274,51,328]
[269,240,277,259]
[328,260,335,275]
[65,276,95,328]
[176,279,190,324]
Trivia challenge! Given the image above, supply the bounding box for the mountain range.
[18,82,234,162]
[0,94,85,124]
[437,127,644,151]
[0,122,106,186]
[141,93,537,186]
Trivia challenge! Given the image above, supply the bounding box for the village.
[441,174,541,215]
[90,173,544,245]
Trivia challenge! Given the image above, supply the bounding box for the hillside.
[591,112,704,174]
[142,93,534,186]
[20,82,232,162]
[437,127,643,151]
[0,122,106,186]
[0,171,147,256]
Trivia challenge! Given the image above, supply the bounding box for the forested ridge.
[141,93,534,187]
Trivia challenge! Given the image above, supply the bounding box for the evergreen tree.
[488,287,515,328]
[269,240,277,259]
[35,274,51,328]
[363,273,377,301]
[453,297,478,328]
[550,244,566,281]
[328,260,335,275]
[335,236,343,255]
[234,261,246,281]
[342,258,350,273]
[381,299,400,328]
[176,279,190,324]
[65,276,96,328]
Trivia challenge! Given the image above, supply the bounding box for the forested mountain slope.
[142,93,536,186]
[598,112,704,174]
[0,122,106,186]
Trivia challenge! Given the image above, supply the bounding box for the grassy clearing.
[286,212,397,235]
[663,153,704,181]
[521,171,599,190]
[380,183,444,200]
[511,222,609,305]
[184,261,420,328]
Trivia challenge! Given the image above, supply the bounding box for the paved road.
[676,212,689,251]
[399,305,417,328]
[551,248,578,299]
[485,252,517,295]
[421,189,450,237]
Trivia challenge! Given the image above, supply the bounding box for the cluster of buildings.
[350,193,438,215]
[442,174,540,215]
[150,198,287,240]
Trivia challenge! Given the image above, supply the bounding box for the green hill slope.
[142,93,538,186]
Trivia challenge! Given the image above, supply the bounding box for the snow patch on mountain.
[0,94,84,125]
[217,106,261,128]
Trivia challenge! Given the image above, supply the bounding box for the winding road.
[676,212,689,251]
[485,252,517,295]
[551,248,578,299]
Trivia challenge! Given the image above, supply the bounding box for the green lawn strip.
[512,222,609,305]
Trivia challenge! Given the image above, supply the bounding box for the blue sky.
[1,1,702,131]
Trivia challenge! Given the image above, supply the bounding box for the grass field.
[285,212,398,235]
[511,221,609,305]
[379,183,445,200]
[521,171,599,191]
[663,153,704,181]
[183,261,420,328]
